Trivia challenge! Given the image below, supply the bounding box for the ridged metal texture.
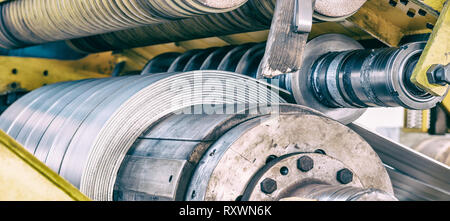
[66,0,367,53]
[66,0,275,53]
[0,0,248,48]
[0,70,285,200]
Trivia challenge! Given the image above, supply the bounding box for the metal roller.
[0,0,248,48]
[141,34,446,123]
[110,103,395,201]
[0,70,285,200]
[66,0,367,53]
[1,82,397,201]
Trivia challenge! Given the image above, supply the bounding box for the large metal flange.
[290,34,367,124]
[186,104,393,201]
[241,153,364,201]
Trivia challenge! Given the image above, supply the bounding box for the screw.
[260,178,277,194]
[337,168,353,184]
[427,64,450,85]
[297,156,314,172]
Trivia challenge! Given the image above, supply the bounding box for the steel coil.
[0,0,248,48]
[0,70,285,200]
[66,0,367,53]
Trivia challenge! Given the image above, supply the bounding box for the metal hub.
[241,153,364,201]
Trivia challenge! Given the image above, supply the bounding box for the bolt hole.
[418,9,427,16]
[43,70,49,76]
[407,8,416,18]
[426,23,434,29]
[11,69,17,74]
[169,175,173,183]
[280,166,289,176]
[389,0,398,7]
[400,0,408,5]
[266,155,277,164]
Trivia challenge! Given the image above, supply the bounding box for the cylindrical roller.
[116,104,394,201]
[66,0,367,53]
[0,71,285,200]
[0,0,248,48]
[309,42,444,110]
[141,34,446,124]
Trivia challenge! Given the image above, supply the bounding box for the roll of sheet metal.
[0,0,248,48]
[0,70,285,200]
[66,0,367,53]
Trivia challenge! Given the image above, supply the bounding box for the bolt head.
[260,178,277,194]
[297,156,314,172]
[337,168,353,184]
[427,64,450,85]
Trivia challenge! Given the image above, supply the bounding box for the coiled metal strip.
[0,70,285,200]
[65,0,367,53]
[0,0,247,48]
[67,0,275,53]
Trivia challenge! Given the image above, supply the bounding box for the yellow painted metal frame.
[348,0,440,47]
[411,0,450,96]
[0,52,114,95]
[0,129,90,201]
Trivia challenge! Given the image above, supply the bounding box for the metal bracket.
[294,0,316,33]
[257,0,314,78]
[410,0,450,96]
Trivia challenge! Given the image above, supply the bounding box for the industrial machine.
[0,0,449,201]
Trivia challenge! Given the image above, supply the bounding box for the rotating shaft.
[310,42,441,110]
[142,38,445,110]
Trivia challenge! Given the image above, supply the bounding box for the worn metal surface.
[258,0,309,78]
[188,113,393,201]
[0,0,248,48]
[0,129,89,201]
[0,71,284,200]
[242,153,365,201]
